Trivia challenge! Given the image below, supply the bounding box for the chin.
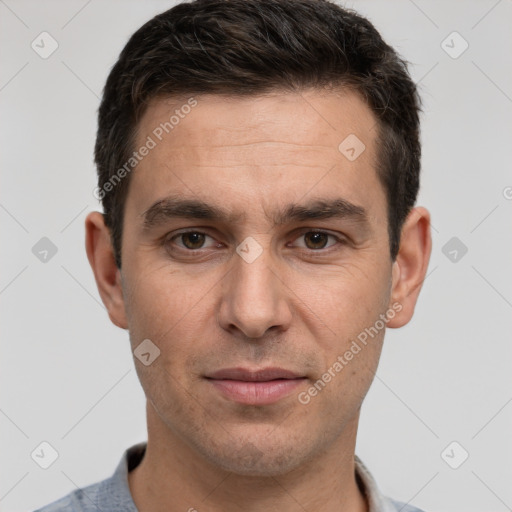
[196,436,313,477]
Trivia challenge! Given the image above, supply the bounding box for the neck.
[129,403,368,512]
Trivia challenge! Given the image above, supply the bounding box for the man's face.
[119,89,395,475]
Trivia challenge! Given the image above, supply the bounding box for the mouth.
[205,367,307,405]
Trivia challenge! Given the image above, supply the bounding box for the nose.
[217,241,293,340]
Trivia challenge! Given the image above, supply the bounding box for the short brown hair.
[95,0,422,268]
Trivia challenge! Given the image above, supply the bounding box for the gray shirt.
[34,443,425,512]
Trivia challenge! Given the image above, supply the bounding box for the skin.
[85,88,431,512]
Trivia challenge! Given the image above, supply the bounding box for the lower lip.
[207,378,306,405]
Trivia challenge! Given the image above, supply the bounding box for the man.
[36,0,431,510]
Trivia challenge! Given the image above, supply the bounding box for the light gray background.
[1,1,511,511]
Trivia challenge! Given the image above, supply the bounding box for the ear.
[386,206,432,328]
[85,211,128,329]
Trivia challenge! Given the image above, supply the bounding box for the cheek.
[306,327,385,421]
[124,270,206,407]
[294,260,390,336]
[122,261,209,341]
[123,263,220,395]
[292,261,390,401]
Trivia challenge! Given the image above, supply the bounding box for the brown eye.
[180,232,206,249]
[290,230,342,252]
[164,231,220,255]
[303,232,329,249]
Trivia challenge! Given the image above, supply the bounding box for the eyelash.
[163,229,347,254]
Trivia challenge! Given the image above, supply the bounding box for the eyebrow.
[141,195,369,231]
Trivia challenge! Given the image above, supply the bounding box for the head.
[86,0,431,476]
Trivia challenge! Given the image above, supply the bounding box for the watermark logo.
[236,237,263,263]
[441,31,469,60]
[338,134,366,161]
[134,339,161,366]
[441,441,469,469]
[442,236,468,263]
[31,441,59,469]
[32,237,58,263]
[31,31,59,59]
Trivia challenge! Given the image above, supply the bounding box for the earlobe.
[85,211,128,330]
[386,206,432,329]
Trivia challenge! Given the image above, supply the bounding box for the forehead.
[127,89,383,224]
[137,89,376,152]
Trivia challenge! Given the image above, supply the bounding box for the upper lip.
[206,367,304,381]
